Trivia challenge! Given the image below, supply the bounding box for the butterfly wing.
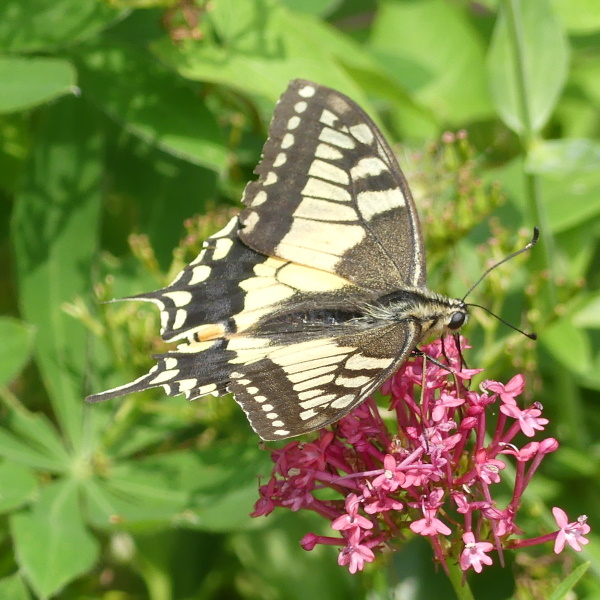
[238,79,427,292]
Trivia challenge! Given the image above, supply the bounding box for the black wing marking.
[238,79,426,292]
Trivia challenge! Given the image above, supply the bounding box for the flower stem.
[447,559,475,600]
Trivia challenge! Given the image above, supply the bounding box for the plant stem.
[447,559,475,600]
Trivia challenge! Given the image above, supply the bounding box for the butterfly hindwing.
[238,79,426,292]
[228,322,418,440]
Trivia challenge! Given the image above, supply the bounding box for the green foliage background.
[2,0,600,598]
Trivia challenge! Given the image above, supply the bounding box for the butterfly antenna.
[462,227,539,341]
[465,302,537,340]
[462,227,539,302]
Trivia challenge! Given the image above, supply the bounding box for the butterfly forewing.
[87,79,465,440]
[238,79,426,291]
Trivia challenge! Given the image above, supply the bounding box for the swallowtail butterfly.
[87,79,471,440]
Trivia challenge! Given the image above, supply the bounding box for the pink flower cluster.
[251,337,590,574]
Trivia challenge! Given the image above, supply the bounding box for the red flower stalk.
[251,337,589,574]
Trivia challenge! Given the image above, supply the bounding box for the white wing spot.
[320,109,338,127]
[336,375,372,388]
[315,143,343,161]
[302,177,351,201]
[262,404,274,411]
[281,133,294,149]
[300,409,318,421]
[165,357,178,369]
[294,197,356,222]
[149,369,179,384]
[266,412,278,419]
[330,394,356,409]
[349,123,374,144]
[350,157,388,180]
[357,188,406,218]
[294,101,307,113]
[252,190,268,206]
[241,210,260,233]
[177,378,198,391]
[319,127,355,149]
[163,291,192,307]
[300,394,337,409]
[272,420,284,427]
[264,172,278,185]
[274,429,290,437]
[188,265,211,285]
[293,373,335,391]
[255,395,267,403]
[298,388,323,400]
[308,159,349,185]
[299,85,316,98]
[273,152,287,167]
[173,309,187,330]
[345,355,393,370]
[287,116,301,130]
[212,237,234,261]
[246,386,258,394]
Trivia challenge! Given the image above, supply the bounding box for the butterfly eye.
[449,311,466,330]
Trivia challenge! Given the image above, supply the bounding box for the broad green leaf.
[551,0,600,33]
[74,43,227,172]
[0,0,122,52]
[573,294,600,329]
[526,138,600,175]
[0,57,76,114]
[487,0,570,134]
[0,318,35,387]
[85,442,269,528]
[369,0,494,125]
[540,317,592,376]
[0,462,37,513]
[11,96,103,453]
[280,0,342,16]
[0,405,70,471]
[0,573,32,600]
[152,0,373,112]
[11,480,99,598]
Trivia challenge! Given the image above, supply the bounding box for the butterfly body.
[87,80,467,440]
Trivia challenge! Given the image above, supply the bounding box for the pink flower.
[484,374,525,404]
[501,404,549,437]
[460,532,494,572]
[338,536,375,574]
[553,507,590,553]
[372,454,405,492]
[251,337,572,577]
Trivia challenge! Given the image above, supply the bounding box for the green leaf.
[0,57,76,114]
[369,0,494,125]
[540,317,592,376]
[0,573,32,600]
[525,139,600,233]
[573,293,600,329]
[85,442,269,529]
[547,562,590,600]
[152,0,374,111]
[526,138,600,175]
[10,480,99,598]
[487,0,570,134]
[551,0,600,33]
[0,462,38,514]
[11,96,103,453]
[73,42,227,172]
[0,0,122,52]
[0,318,35,387]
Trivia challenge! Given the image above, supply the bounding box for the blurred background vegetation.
[1,0,599,598]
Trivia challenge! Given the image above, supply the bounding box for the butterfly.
[86,79,469,440]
